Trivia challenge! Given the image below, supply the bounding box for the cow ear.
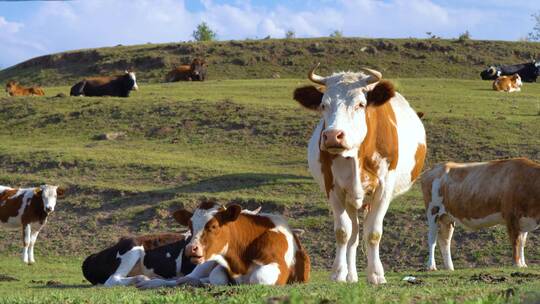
[173,209,193,226]
[56,188,65,197]
[219,204,242,224]
[366,80,395,107]
[293,85,324,111]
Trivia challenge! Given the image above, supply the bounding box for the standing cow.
[293,64,426,284]
[165,59,207,82]
[422,158,540,271]
[70,70,139,97]
[0,185,64,264]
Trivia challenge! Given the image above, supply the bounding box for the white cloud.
[0,0,536,68]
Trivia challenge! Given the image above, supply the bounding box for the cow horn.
[361,67,382,84]
[488,66,496,76]
[308,63,326,85]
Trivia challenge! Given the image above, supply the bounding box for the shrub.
[192,22,217,42]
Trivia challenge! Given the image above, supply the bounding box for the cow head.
[190,59,207,81]
[293,63,395,157]
[5,80,17,93]
[124,70,139,91]
[511,73,523,88]
[34,185,65,213]
[173,202,242,264]
[480,66,500,80]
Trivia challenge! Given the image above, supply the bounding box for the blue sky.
[0,0,538,68]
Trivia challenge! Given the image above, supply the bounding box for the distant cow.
[422,158,540,271]
[0,185,64,264]
[166,59,207,82]
[70,70,139,97]
[493,74,522,92]
[136,202,310,289]
[82,233,196,287]
[5,80,45,96]
[480,61,540,82]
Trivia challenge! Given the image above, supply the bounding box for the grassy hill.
[0,59,539,301]
[2,38,540,86]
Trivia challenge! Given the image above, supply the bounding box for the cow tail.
[290,233,310,283]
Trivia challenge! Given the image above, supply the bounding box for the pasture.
[0,78,539,303]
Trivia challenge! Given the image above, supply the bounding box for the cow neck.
[319,122,337,198]
[359,102,399,193]
[220,214,275,274]
[22,193,47,225]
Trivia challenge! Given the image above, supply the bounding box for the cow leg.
[345,204,359,282]
[507,217,524,268]
[437,215,455,271]
[363,175,396,285]
[28,223,43,264]
[329,191,351,282]
[208,265,230,285]
[104,246,144,287]
[426,207,439,271]
[249,263,281,285]
[22,224,31,264]
[517,232,528,268]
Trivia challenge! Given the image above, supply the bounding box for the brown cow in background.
[166,59,207,82]
[5,80,45,96]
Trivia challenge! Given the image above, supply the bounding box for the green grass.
[0,257,539,303]
[3,37,540,86]
[0,78,539,303]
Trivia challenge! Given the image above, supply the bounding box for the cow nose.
[45,207,53,213]
[323,129,345,148]
[189,245,199,254]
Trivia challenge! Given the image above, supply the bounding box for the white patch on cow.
[458,213,504,230]
[40,185,59,213]
[104,246,145,287]
[129,72,139,90]
[166,252,171,258]
[175,248,184,275]
[249,262,280,285]
[520,217,539,232]
[267,215,296,268]
[190,205,221,242]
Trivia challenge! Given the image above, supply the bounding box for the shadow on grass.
[33,284,92,289]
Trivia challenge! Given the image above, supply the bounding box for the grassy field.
[3,37,540,85]
[0,77,539,303]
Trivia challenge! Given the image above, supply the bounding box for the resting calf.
[136,202,310,288]
[422,158,540,270]
[0,185,64,264]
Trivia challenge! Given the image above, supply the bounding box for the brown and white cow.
[422,158,540,271]
[293,64,426,284]
[0,185,64,264]
[136,202,310,288]
[5,80,45,96]
[492,74,522,92]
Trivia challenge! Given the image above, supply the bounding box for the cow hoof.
[427,266,437,271]
[346,272,358,283]
[367,274,386,285]
[28,261,35,265]
[330,268,348,282]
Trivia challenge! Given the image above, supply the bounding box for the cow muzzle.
[186,243,205,264]
[322,129,349,153]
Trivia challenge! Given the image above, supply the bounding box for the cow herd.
[0,59,539,290]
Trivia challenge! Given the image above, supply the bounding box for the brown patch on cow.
[21,191,47,226]
[288,233,310,283]
[493,74,521,92]
[173,209,193,226]
[411,143,427,181]
[0,189,24,223]
[5,80,45,97]
[293,85,324,111]
[366,80,395,106]
[359,99,399,192]
[318,125,336,197]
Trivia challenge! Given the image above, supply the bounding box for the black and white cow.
[480,61,540,82]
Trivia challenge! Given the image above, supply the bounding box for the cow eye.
[320,104,326,110]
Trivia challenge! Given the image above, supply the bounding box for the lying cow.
[70,70,139,97]
[5,80,45,96]
[83,206,262,287]
[136,202,310,288]
[82,233,195,286]
[480,61,540,82]
[493,74,522,92]
[422,158,540,271]
[165,59,207,82]
[0,185,64,264]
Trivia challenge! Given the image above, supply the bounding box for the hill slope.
[2,38,540,85]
